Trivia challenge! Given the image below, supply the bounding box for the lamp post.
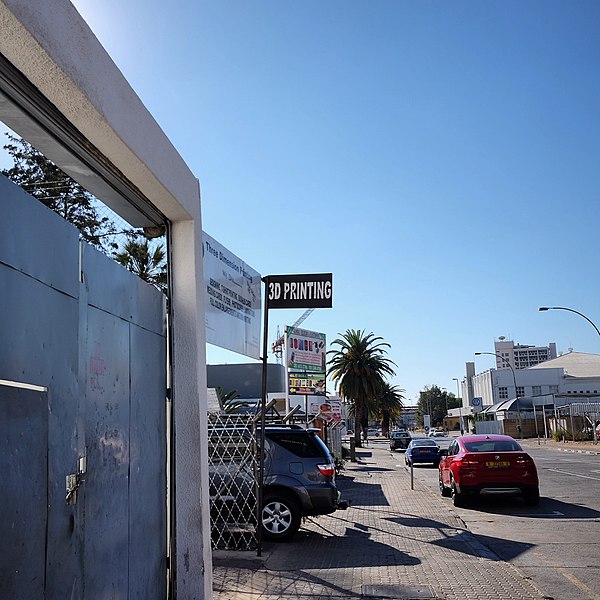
[538,306,600,338]
[475,351,522,438]
[452,377,461,401]
[452,377,462,432]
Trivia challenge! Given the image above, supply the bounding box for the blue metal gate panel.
[84,240,166,335]
[83,305,131,598]
[0,386,48,600]
[1,172,167,599]
[129,324,167,598]
[0,175,79,297]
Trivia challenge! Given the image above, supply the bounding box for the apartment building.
[494,338,557,370]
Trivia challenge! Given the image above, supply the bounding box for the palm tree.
[327,329,396,447]
[375,382,405,437]
[114,235,167,292]
[214,387,251,414]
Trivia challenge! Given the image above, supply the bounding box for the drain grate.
[362,584,437,599]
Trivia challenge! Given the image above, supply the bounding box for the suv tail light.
[454,457,479,470]
[317,463,335,478]
[515,454,535,466]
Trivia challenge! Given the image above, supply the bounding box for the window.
[464,440,521,452]
[499,387,508,399]
[266,433,324,458]
[532,386,542,396]
[516,386,525,397]
[549,385,559,393]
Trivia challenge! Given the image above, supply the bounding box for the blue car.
[405,438,441,467]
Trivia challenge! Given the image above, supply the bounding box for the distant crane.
[271,308,315,362]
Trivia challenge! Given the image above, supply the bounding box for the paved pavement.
[212,443,547,600]
[519,436,600,455]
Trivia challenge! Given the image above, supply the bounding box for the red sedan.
[438,434,539,507]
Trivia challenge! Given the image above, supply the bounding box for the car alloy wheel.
[261,495,301,541]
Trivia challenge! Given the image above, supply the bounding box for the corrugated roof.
[528,352,600,378]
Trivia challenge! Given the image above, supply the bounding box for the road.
[374,434,600,600]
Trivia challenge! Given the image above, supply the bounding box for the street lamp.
[452,377,464,433]
[475,351,522,437]
[538,306,600,338]
[452,377,460,400]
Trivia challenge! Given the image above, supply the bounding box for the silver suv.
[209,424,346,542]
[261,426,345,540]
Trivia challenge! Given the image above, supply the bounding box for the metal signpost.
[257,273,333,555]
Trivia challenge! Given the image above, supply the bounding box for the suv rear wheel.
[439,472,451,497]
[522,487,540,507]
[261,494,301,541]
[451,478,467,507]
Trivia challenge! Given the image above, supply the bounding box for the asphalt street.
[385,435,600,600]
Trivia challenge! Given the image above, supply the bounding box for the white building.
[494,338,557,370]
[471,351,600,408]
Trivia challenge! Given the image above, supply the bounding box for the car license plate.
[485,461,510,468]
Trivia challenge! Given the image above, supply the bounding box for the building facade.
[494,339,557,370]
[471,352,600,408]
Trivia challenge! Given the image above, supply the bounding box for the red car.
[438,434,539,507]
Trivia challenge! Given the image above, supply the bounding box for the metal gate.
[0,175,167,598]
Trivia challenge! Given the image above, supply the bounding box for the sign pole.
[257,272,332,556]
[257,276,270,557]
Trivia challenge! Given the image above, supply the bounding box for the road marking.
[548,468,600,481]
[532,550,600,600]
[510,510,564,517]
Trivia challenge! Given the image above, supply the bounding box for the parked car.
[209,424,347,542]
[405,438,441,467]
[438,434,539,508]
[389,430,411,451]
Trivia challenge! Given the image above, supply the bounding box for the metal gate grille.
[208,414,258,550]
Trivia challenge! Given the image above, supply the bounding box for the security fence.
[553,401,600,442]
[208,414,258,550]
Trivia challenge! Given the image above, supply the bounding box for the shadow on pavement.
[460,532,536,561]
[462,495,600,519]
[264,526,420,571]
[336,477,390,507]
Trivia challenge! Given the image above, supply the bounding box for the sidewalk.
[519,436,600,455]
[212,445,545,600]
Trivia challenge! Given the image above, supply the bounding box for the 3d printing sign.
[265,273,333,309]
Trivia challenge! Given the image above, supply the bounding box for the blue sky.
[61,1,600,401]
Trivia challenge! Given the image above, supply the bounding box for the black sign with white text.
[265,273,333,309]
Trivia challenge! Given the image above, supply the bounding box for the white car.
[428,428,447,438]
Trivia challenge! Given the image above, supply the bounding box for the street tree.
[2,133,167,290]
[328,329,396,447]
[374,382,405,437]
[1,134,116,249]
[417,385,457,428]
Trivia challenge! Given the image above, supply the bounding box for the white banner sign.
[203,232,261,359]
